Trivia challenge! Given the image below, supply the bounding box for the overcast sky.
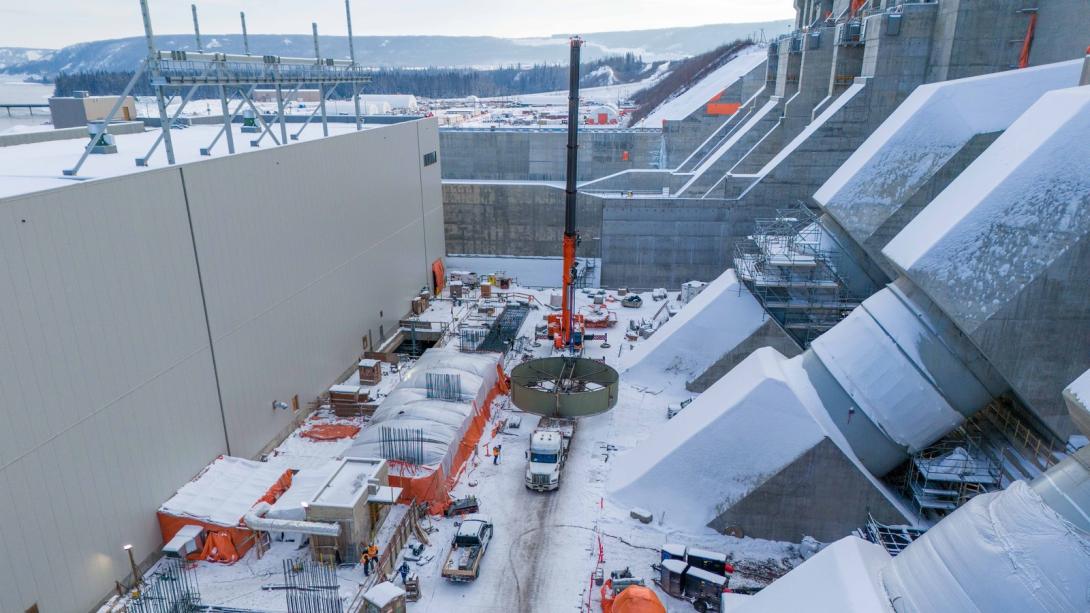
[2,0,794,49]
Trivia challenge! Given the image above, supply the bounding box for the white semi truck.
[525,417,575,491]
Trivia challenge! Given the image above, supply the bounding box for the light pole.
[123,544,141,591]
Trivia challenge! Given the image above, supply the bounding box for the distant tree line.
[628,40,753,126]
[53,53,657,100]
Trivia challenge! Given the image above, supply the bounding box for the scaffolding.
[903,426,1002,519]
[64,0,372,176]
[733,202,862,347]
[856,514,926,557]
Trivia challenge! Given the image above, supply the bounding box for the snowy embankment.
[620,268,766,391]
[610,348,827,529]
[635,46,767,127]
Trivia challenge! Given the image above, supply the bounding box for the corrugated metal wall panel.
[0,118,444,611]
[0,170,226,612]
[182,119,439,458]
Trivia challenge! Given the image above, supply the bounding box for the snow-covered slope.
[620,268,767,388]
[724,537,893,613]
[815,59,1083,244]
[636,45,767,126]
[609,348,828,529]
[0,47,53,70]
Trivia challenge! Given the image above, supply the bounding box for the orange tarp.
[706,102,741,116]
[432,258,446,295]
[156,513,254,563]
[1018,13,1037,69]
[157,467,294,564]
[601,583,666,613]
[301,423,361,441]
[257,469,294,505]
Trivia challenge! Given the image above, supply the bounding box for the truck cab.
[526,430,564,491]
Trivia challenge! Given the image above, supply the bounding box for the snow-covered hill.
[1,20,790,78]
[0,47,54,71]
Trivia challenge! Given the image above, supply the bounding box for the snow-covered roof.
[267,463,338,521]
[1063,369,1090,417]
[661,558,687,574]
[638,46,767,126]
[0,122,380,200]
[685,565,726,585]
[456,514,492,537]
[160,456,287,527]
[809,292,966,452]
[364,581,405,606]
[882,481,1090,611]
[311,458,383,508]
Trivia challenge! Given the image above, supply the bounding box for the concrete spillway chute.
[511,357,619,417]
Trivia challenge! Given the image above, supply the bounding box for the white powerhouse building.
[0,118,444,612]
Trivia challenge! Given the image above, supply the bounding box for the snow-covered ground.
[143,275,800,613]
[498,63,672,107]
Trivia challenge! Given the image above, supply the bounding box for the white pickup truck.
[525,417,575,491]
[441,514,493,582]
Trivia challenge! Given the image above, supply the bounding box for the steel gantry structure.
[64,0,372,176]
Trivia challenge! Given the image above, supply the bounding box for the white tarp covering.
[620,268,768,388]
[160,456,286,527]
[345,348,499,475]
[810,291,966,452]
[881,481,1090,613]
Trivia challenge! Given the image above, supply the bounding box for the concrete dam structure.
[441,0,1090,289]
[610,43,1090,555]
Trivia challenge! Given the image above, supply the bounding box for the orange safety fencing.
[301,423,361,441]
[388,368,507,515]
[157,467,294,565]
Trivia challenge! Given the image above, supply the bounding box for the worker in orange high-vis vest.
[367,543,379,573]
[360,547,372,576]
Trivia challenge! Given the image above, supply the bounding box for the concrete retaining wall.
[443,181,603,259]
[439,128,661,181]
